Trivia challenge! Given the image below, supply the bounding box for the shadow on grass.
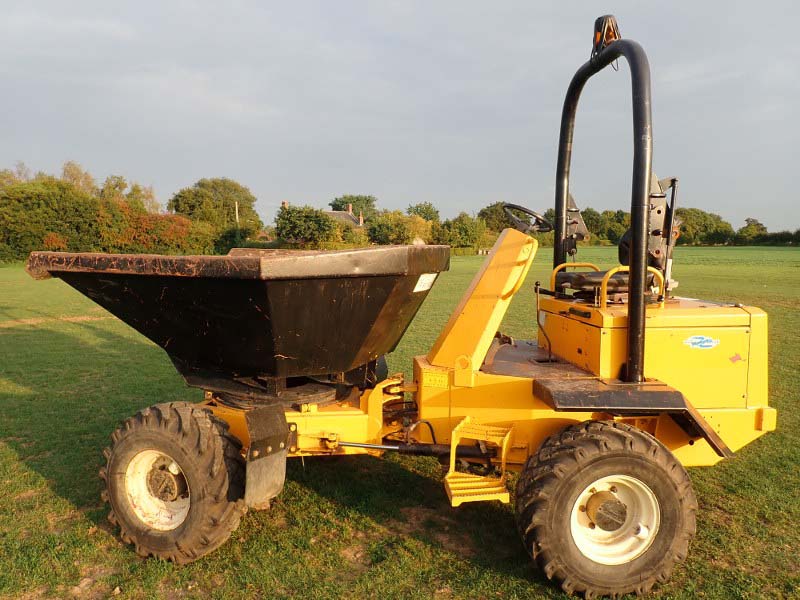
[0,320,548,590]
[0,320,196,517]
[284,454,545,585]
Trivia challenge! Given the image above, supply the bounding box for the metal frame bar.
[553,39,653,383]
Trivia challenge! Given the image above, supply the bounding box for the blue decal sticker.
[683,335,720,349]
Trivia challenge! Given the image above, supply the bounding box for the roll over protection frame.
[553,18,653,384]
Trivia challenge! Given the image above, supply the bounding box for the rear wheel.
[100,402,246,563]
[515,421,697,597]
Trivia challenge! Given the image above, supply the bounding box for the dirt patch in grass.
[18,586,51,600]
[0,316,113,329]
[13,489,40,501]
[340,543,371,574]
[394,507,476,558]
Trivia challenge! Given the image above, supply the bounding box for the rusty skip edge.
[26,245,451,281]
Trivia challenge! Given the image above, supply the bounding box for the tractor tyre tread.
[515,420,697,598]
[100,401,246,564]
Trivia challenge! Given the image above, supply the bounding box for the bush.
[367,211,433,245]
[432,213,486,249]
[169,178,263,253]
[0,179,215,261]
[275,205,338,246]
[0,179,101,259]
[341,224,370,246]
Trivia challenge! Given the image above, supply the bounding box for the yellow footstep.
[444,417,513,507]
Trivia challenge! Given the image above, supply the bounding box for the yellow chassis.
[206,229,776,491]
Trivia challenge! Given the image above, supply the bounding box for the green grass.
[1,246,799,599]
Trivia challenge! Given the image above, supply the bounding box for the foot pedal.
[444,417,512,507]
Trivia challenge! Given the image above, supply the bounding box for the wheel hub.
[125,450,191,531]
[146,461,187,502]
[585,490,628,531]
[570,474,660,565]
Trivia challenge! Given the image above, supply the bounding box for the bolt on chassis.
[26,16,775,598]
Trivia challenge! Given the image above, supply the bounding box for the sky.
[1,1,798,231]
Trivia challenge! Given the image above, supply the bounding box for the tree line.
[0,162,262,261]
[275,196,491,251]
[1,161,796,261]
[575,206,797,246]
[275,198,799,249]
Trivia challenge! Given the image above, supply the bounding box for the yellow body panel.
[206,376,404,458]
[427,228,537,370]
[207,231,775,497]
[412,234,774,474]
[537,295,769,412]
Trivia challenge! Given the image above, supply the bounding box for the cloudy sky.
[1,1,797,230]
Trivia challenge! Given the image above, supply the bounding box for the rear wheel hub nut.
[585,490,628,531]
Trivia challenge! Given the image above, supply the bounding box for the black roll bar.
[553,38,653,383]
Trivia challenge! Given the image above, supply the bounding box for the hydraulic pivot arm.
[426,229,537,379]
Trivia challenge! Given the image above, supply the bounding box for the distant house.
[324,203,364,227]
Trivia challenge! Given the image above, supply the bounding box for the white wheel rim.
[124,450,190,531]
[569,474,660,565]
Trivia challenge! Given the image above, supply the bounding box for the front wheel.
[99,402,246,564]
[515,421,697,597]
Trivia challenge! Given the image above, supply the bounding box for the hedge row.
[0,179,215,261]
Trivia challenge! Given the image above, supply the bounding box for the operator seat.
[553,175,679,295]
[554,267,646,294]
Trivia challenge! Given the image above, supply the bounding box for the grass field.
[1,246,799,599]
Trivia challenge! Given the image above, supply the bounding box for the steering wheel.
[502,203,554,234]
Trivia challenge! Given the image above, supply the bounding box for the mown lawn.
[1,246,798,599]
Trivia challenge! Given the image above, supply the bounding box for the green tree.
[367,211,412,245]
[341,224,370,246]
[704,219,734,245]
[127,183,160,213]
[169,178,263,252]
[61,161,97,196]
[406,214,432,242]
[0,168,215,260]
[100,176,160,214]
[330,195,377,221]
[477,202,538,233]
[605,221,627,244]
[407,201,439,222]
[0,169,20,188]
[581,207,603,235]
[477,202,515,233]
[367,211,433,245]
[736,218,768,244]
[275,205,337,246]
[434,213,486,249]
[675,208,734,245]
[0,179,101,259]
[100,175,129,201]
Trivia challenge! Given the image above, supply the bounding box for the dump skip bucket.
[27,246,450,385]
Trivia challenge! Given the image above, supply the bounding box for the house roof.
[324,211,362,226]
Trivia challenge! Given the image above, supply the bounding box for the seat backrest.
[617,174,680,270]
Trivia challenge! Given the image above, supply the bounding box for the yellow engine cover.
[536,296,768,411]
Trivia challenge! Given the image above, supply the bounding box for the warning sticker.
[413,273,438,293]
[424,371,449,389]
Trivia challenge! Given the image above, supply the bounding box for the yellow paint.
[207,233,775,504]
[427,229,537,369]
[444,417,513,506]
[205,376,405,458]
[414,236,774,472]
[537,294,768,412]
